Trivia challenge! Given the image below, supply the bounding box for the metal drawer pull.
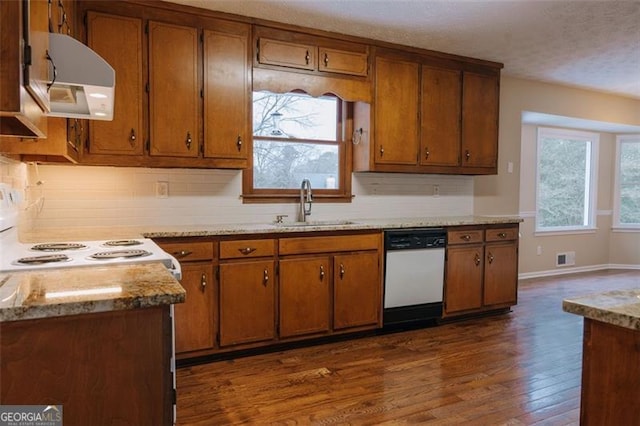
[239,247,257,255]
[319,265,325,280]
[236,135,242,151]
[339,263,345,279]
[487,252,494,264]
[129,128,136,146]
[465,150,471,161]
[305,50,310,65]
[323,53,329,66]
[474,253,481,266]
[263,268,269,285]
[172,250,193,258]
[497,232,507,239]
[185,132,192,150]
[461,234,472,241]
[380,145,384,156]
[425,147,430,159]
[200,273,207,291]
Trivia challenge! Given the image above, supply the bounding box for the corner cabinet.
[354,48,501,175]
[444,224,519,317]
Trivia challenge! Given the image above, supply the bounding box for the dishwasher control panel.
[385,228,446,250]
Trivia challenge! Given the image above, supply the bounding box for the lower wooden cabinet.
[333,252,381,329]
[219,259,276,346]
[444,224,519,317]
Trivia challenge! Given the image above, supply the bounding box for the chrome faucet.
[299,179,313,222]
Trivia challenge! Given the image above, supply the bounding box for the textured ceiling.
[165,0,640,100]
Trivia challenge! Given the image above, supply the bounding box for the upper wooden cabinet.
[255,26,369,77]
[354,48,501,175]
[86,12,144,157]
[0,0,49,139]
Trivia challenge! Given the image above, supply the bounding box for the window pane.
[253,140,339,189]
[537,136,592,229]
[253,92,337,141]
[619,141,640,224]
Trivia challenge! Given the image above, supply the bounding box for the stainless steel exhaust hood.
[47,33,115,121]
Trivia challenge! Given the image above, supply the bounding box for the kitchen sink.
[273,220,358,227]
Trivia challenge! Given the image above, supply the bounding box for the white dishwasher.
[383,228,446,328]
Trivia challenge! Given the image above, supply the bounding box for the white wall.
[13,164,473,229]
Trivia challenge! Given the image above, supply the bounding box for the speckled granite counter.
[0,263,185,322]
[20,215,522,241]
[563,289,640,330]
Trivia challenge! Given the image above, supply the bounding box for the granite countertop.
[0,263,185,322]
[19,215,523,241]
[563,289,640,331]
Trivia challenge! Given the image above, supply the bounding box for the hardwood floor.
[176,269,640,425]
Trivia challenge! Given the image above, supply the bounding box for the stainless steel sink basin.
[274,220,358,227]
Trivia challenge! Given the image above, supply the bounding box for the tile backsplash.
[9,162,473,230]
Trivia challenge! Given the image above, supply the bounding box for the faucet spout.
[299,179,313,222]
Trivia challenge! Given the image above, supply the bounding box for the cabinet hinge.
[83,12,88,28]
[215,332,220,346]
[199,143,203,155]
[215,265,220,281]
[200,89,204,98]
[200,32,204,43]
[146,140,150,152]
[145,82,150,93]
[145,22,149,34]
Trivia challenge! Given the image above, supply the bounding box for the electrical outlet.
[433,184,440,197]
[156,181,169,198]
[536,245,542,255]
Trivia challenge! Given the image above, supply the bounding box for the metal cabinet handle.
[487,252,495,264]
[46,50,57,91]
[319,265,325,280]
[323,52,329,66]
[425,146,430,159]
[339,263,345,279]
[236,135,242,151]
[172,250,193,258]
[129,128,136,147]
[305,50,310,65]
[461,234,472,241]
[380,145,384,156]
[465,150,471,161]
[497,232,507,239]
[185,132,192,150]
[474,253,481,266]
[239,247,256,255]
[200,273,207,291]
[263,268,269,286]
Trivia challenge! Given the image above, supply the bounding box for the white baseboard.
[518,263,640,280]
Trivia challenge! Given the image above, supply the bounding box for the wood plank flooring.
[176,269,640,425]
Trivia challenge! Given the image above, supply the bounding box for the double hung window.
[613,135,640,228]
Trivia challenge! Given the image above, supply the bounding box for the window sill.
[611,227,640,233]
[242,193,354,204]
[534,228,598,237]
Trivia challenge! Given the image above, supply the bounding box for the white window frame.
[613,134,640,230]
[535,127,599,234]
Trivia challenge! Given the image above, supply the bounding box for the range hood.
[47,33,115,121]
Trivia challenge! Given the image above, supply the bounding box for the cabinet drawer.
[447,229,484,245]
[318,47,368,76]
[157,241,214,262]
[258,38,316,71]
[279,233,380,255]
[486,227,518,242]
[220,239,276,259]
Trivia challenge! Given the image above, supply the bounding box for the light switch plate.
[156,181,169,198]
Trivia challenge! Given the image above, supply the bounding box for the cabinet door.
[203,21,250,162]
[483,242,518,306]
[461,72,499,168]
[219,260,275,346]
[279,256,331,338]
[318,47,368,76]
[334,252,381,329]
[374,56,420,165]
[175,263,215,354]
[24,0,50,113]
[257,38,316,71]
[420,66,461,167]
[445,245,484,314]
[149,21,199,158]
[87,12,144,156]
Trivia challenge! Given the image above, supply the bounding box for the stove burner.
[15,254,71,265]
[89,249,152,260]
[31,243,88,252]
[103,240,143,247]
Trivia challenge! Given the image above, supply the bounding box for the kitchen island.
[0,263,185,426]
[563,289,640,425]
